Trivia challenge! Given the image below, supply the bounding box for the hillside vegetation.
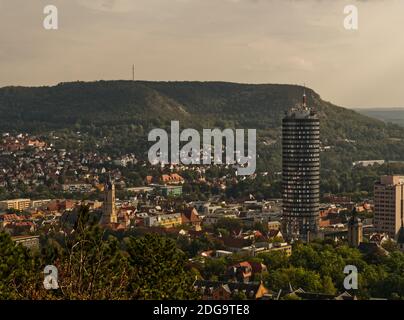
[1,80,404,195]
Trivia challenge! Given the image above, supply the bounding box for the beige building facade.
[374,176,404,239]
[0,198,31,211]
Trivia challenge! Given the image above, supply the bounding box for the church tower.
[100,176,117,226]
[348,208,363,247]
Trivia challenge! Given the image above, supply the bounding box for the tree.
[382,239,399,253]
[322,276,337,295]
[232,291,247,300]
[215,218,243,234]
[55,206,130,299]
[203,257,227,280]
[126,233,199,300]
[266,266,323,293]
[282,293,302,300]
[0,232,44,299]
[258,251,289,270]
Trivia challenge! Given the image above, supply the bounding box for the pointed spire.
[105,173,114,190]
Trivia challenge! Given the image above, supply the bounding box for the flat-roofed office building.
[374,175,404,239]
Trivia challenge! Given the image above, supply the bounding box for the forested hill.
[1,80,404,171]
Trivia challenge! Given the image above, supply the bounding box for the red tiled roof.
[2,214,21,221]
[14,221,34,227]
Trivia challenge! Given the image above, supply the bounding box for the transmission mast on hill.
[132,64,135,81]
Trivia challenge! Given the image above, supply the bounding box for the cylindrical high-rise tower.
[282,91,320,242]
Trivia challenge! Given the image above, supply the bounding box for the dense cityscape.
[1,0,404,308]
[1,90,404,300]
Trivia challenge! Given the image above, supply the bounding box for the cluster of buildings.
[296,174,404,253]
[189,91,404,300]
[1,91,404,300]
[0,133,136,192]
[193,280,357,300]
[1,90,399,240]
[0,131,255,201]
[98,176,193,230]
[280,91,404,252]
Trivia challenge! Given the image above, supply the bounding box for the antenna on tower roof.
[302,83,307,108]
[132,64,135,81]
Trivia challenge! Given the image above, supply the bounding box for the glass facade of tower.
[282,108,320,242]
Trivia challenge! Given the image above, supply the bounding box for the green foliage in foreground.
[0,206,198,300]
[258,242,404,300]
[0,233,43,299]
[2,206,404,300]
[187,239,404,300]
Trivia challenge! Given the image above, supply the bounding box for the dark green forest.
[2,81,404,157]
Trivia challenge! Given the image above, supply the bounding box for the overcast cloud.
[0,0,403,108]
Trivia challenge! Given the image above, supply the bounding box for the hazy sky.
[0,0,403,108]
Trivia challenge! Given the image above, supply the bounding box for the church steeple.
[348,207,363,247]
[100,174,117,226]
